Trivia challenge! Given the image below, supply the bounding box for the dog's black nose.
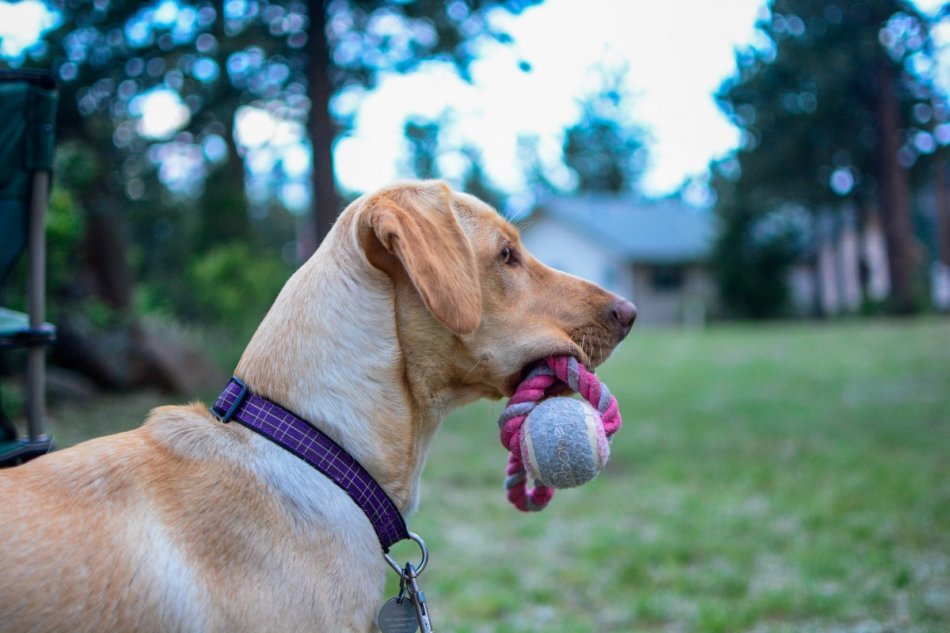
[611,298,637,333]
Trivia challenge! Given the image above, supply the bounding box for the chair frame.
[0,70,57,465]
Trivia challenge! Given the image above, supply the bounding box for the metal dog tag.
[377,597,419,633]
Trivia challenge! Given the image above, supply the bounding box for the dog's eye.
[500,245,512,263]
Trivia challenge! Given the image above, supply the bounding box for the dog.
[0,181,635,632]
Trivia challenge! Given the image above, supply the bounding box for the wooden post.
[26,170,49,442]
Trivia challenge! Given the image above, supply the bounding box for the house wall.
[521,218,713,325]
[631,263,714,325]
[788,264,816,315]
[862,211,890,301]
[816,210,862,315]
[520,218,634,298]
[787,209,892,317]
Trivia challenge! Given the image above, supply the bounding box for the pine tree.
[562,64,649,194]
[714,0,946,315]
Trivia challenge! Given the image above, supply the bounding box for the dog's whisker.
[459,358,483,387]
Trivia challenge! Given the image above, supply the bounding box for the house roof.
[532,194,714,263]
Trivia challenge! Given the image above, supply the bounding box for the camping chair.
[0,70,58,467]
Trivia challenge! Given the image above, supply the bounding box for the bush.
[713,204,803,319]
[185,242,291,332]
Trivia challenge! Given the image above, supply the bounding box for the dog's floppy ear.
[361,182,482,335]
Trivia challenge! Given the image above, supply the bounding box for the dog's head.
[352,181,635,402]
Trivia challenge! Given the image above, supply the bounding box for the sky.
[334,0,767,200]
[1,0,947,208]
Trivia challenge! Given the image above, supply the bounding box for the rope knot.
[497,356,621,512]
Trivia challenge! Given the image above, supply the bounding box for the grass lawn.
[8,318,950,632]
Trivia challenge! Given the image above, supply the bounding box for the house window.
[650,264,684,291]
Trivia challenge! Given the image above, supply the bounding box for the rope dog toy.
[497,356,622,512]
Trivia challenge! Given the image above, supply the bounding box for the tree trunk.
[936,156,950,268]
[874,61,918,313]
[198,121,251,250]
[83,197,133,313]
[197,4,251,250]
[809,256,824,318]
[305,0,340,257]
[934,156,950,310]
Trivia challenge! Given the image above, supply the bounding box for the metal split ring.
[384,531,428,576]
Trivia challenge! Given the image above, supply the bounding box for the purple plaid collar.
[212,377,409,552]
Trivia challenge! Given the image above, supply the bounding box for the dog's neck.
[234,227,461,515]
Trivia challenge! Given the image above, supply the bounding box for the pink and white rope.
[497,356,622,512]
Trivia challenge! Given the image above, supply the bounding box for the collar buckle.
[212,376,249,422]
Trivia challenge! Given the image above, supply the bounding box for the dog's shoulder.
[142,402,252,460]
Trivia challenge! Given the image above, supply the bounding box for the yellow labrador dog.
[0,181,635,632]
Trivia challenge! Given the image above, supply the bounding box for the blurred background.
[1,1,948,631]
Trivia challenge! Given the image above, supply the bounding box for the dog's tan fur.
[0,181,634,632]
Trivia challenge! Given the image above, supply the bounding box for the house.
[786,206,891,316]
[520,195,716,325]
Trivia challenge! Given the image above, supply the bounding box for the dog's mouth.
[500,319,625,398]
[504,330,622,396]
[504,348,590,397]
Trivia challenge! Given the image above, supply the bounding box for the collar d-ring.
[384,531,428,576]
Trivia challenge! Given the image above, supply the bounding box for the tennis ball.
[519,397,610,489]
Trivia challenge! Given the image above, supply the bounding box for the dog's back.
[1,421,202,632]
[0,404,384,633]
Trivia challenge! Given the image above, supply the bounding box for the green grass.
[404,318,950,632]
[8,318,950,632]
